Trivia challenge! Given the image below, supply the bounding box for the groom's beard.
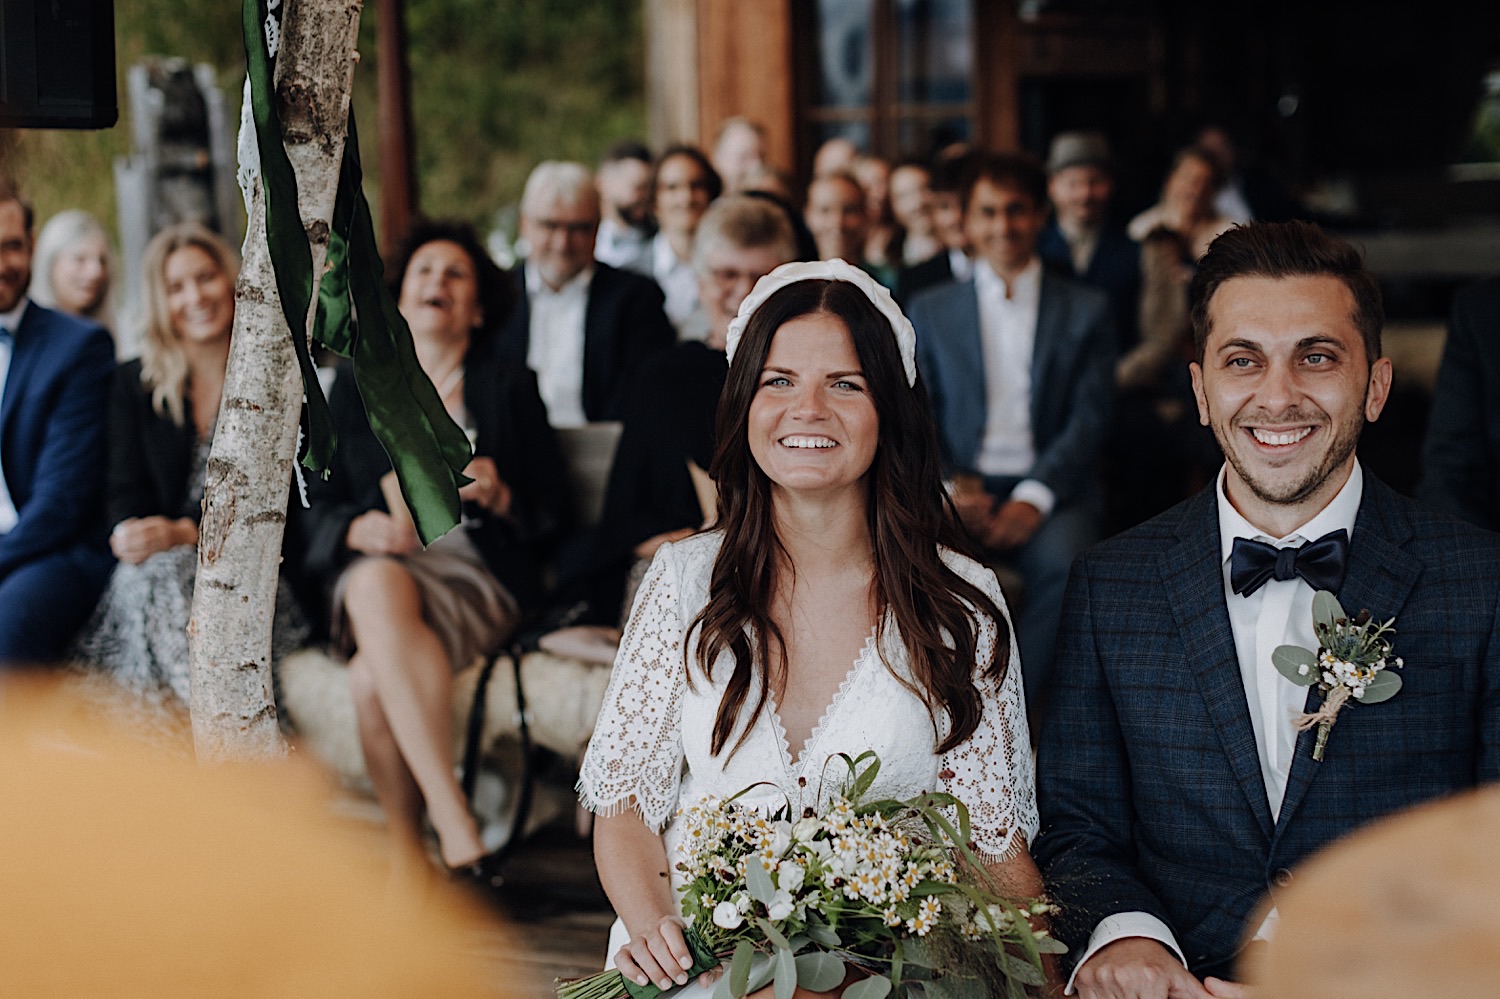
[1215,403,1365,507]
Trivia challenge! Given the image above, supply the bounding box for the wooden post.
[376,0,417,255]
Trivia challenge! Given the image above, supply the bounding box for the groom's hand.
[1074,937,1213,999]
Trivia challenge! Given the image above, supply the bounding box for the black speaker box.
[0,0,117,130]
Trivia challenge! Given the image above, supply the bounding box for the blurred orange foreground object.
[0,678,498,997]
[1251,784,1500,999]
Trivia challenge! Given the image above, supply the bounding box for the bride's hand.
[615,915,714,991]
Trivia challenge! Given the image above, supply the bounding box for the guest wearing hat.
[1038,130,1140,355]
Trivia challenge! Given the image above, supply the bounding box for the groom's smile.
[1191,273,1393,536]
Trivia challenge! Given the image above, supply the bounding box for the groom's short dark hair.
[1189,221,1384,365]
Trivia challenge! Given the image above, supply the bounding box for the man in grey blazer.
[1034,221,1500,997]
[908,151,1115,712]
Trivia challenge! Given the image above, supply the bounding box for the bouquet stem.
[557,926,721,999]
[1313,720,1332,761]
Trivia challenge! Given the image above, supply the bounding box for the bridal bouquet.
[557,752,1063,999]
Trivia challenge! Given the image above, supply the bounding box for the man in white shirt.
[908,152,1116,715]
[0,182,115,666]
[496,161,674,427]
[594,141,654,270]
[1034,221,1500,996]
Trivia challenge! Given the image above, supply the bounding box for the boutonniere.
[1273,591,1404,761]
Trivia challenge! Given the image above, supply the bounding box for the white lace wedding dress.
[577,532,1038,995]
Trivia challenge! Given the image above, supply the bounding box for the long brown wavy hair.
[689,279,1011,758]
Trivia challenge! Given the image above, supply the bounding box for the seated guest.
[593,140,655,270]
[1418,277,1500,530]
[889,159,942,267]
[632,145,723,337]
[1128,146,1235,261]
[0,182,115,667]
[300,220,572,878]
[71,224,307,723]
[585,194,798,620]
[895,149,976,304]
[29,209,115,333]
[710,116,767,193]
[497,161,675,426]
[811,135,859,178]
[908,151,1115,716]
[854,153,897,272]
[806,171,893,286]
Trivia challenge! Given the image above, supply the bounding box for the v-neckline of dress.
[764,628,879,779]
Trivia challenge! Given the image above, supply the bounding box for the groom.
[1033,221,1500,997]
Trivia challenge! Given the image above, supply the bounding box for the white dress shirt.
[594,218,649,270]
[524,262,593,428]
[972,257,1055,517]
[649,233,700,339]
[0,299,27,534]
[949,247,974,283]
[1065,462,1365,993]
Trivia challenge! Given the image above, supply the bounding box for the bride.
[577,260,1053,996]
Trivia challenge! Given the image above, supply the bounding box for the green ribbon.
[243,0,469,543]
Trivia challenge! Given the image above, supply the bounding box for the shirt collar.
[652,231,689,274]
[0,298,29,334]
[1217,460,1364,563]
[525,260,593,298]
[973,256,1041,306]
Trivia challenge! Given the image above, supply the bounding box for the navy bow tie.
[1230,529,1350,597]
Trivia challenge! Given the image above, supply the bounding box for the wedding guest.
[585,194,798,621]
[895,149,976,305]
[635,146,723,337]
[1128,146,1235,260]
[1035,221,1500,997]
[301,220,572,879]
[889,160,941,267]
[579,259,1055,996]
[811,136,858,178]
[594,140,655,270]
[497,161,675,426]
[710,117,767,193]
[29,209,115,331]
[71,224,307,727]
[853,154,897,272]
[805,171,892,286]
[0,182,115,667]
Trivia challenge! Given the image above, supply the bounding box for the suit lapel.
[581,268,609,422]
[1030,274,1064,436]
[944,283,987,464]
[1162,488,1277,841]
[0,306,44,434]
[1274,476,1422,833]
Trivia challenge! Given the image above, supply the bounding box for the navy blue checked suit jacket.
[1033,474,1500,979]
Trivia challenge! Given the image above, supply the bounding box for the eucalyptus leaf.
[796,953,846,992]
[1035,935,1070,954]
[756,917,790,951]
[843,976,893,999]
[1273,644,1320,685]
[745,953,776,994]
[745,855,776,905]
[786,935,808,952]
[730,941,753,998]
[1001,953,1045,987]
[713,967,735,999]
[802,920,841,948]
[1358,669,1404,704]
[1313,590,1345,631]
[773,948,797,999]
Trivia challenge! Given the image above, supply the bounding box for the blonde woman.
[72,223,307,726]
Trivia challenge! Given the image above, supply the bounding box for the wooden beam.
[695,0,796,174]
[375,0,417,255]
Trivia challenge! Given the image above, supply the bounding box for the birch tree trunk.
[188,0,363,762]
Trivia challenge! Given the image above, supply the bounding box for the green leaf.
[1272,644,1320,685]
[1357,670,1404,704]
[802,919,841,948]
[1036,935,1070,954]
[1002,953,1045,987]
[744,954,776,994]
[756,917,790,952]
[842,975,892,999]
[795,953,846,992]
[745,855,776,906]
[773,948,797,999]
[1313,590,1345,631]
[712,967,734,999]
[730,941,753,998]
[851,755,882,800]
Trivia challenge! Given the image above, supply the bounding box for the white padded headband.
[724,258,918,387]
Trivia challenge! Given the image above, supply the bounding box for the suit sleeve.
[1418,282,1498,530]
[1028,293,1115,506]
[1033,553,1175,960]
[909,292,958,471]
[608,278,675,420]
[0,326,115,578]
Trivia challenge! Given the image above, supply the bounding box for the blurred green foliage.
[3,0,646,244]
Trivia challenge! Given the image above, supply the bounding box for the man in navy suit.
[0,184,115,666]
[496,161,674,427]
[908,151,1115,712]
[1035,221,1500,997]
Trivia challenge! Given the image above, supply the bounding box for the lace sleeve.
[939,565,1039,862]
[576,546,690,831]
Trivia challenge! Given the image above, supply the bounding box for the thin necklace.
[432,358,464,401]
